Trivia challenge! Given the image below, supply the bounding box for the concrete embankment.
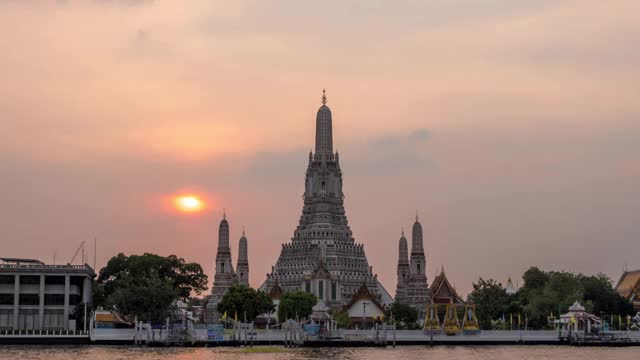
[1,330,638,347]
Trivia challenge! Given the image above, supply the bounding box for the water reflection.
[0,345,638,360]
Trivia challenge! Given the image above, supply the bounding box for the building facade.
[0,258,94,330]
[260,91,393,309]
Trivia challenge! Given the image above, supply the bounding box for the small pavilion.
[559,301,601,335]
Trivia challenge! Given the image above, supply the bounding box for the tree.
[107,270,178,323]
[98,253,208,300]
[467,278,510,329]
[96,253,208,323]
[216,285,274,322]
[277,291,317,322]
[387,302,418,328]
[517,267,635,329]
[332,309,351,329]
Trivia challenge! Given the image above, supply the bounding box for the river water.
[0,346,638,360]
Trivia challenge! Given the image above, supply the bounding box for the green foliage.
[98,253,208,300]
[277,291,317,322]
[96,253,208,322]
[216,285,275,322]
[107,270,178,323]
[467,278,511,330]
[469,267,635,330]
[387,302,418,328]
[332,309,351,329]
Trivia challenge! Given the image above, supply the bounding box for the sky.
[1,0,639,296]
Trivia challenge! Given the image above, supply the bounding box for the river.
[0,346,638,360]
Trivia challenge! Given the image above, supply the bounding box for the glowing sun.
[174,195,205,213]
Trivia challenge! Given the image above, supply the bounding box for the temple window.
[221,262,225,273]
[319,280,324,299]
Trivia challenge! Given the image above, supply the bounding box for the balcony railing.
[0,264,93,272]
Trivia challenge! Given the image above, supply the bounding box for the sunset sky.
[1,0,639,296]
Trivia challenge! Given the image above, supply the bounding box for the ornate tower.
[314,89,333,159]
[404,214,431,310]
[260,91,393,309]
[210,212,237,307]
[395,230,409,303]
[410,215,426,277]
[236,228,249,286]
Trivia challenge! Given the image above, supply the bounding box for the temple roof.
[615,270,640,299]
[268,281,284,299]
[430,267,464,304]
[344,283,384,311]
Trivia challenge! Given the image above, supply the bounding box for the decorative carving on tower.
[397,214,431,312]
[395,230,409,303]
[236,227,249,286]
[260,91,393,309]
[209,211,237,309]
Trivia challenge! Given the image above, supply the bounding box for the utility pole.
[93,237,97,270]
[362,302,369,330]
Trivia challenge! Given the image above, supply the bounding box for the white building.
[0,258,94,330]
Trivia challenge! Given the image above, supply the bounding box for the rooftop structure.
[430,266,464,306]
[615,270,640,312]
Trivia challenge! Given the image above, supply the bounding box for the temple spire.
[314,89,333,157]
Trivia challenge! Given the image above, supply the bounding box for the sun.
[174,195,205,213]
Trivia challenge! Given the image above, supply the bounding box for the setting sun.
[174,195,205,213]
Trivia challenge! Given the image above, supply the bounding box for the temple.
[394,230,409,304]
[208,213,251,313]
[394,216,431,312]
[616,270,640,312]
[236,228,249,286]
[260,91,393,309]
[430,266,465,308]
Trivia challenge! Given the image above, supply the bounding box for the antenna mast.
[94,237,97,270]
[69,241,86,265]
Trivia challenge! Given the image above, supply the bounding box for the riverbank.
[1,329,639,347]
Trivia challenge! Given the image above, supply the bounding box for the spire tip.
[321,89,327,105]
